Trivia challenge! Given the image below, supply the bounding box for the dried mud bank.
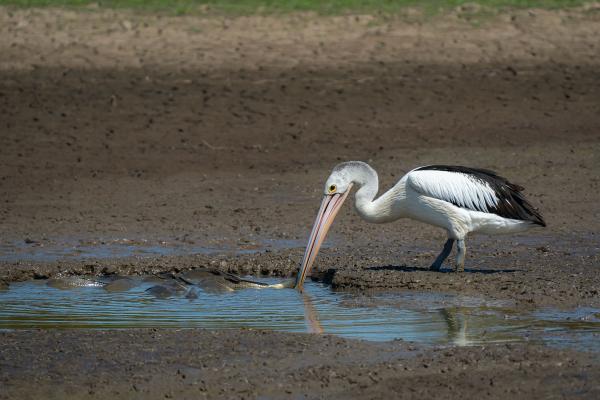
[2,5,600,70]
[1,329,599,400]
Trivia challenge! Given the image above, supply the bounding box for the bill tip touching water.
[294,161,545,290]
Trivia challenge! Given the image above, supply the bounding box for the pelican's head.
[323,165,355,197]
[294,163,358,290]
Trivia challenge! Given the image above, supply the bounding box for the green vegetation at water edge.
[0,0,593,15]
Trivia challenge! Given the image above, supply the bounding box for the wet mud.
[1,329,599,399]
[1,5,600,399]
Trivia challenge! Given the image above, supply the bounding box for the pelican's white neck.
[340,162,405,223]
[352,166,378,212]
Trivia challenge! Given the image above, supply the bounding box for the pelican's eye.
[328,184,337,194]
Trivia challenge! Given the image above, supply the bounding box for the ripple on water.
[0,276,598,351]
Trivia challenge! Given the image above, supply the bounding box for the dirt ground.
[2,329,599,399]
[1,4,600,399]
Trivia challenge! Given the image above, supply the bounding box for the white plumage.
[407,170,499,213]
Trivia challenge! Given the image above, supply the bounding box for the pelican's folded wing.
[407,168,499,212]
[406,165,545,226]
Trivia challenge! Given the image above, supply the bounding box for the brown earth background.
[1,4,599,399]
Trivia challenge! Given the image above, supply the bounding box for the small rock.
[145,285,174,299]
[104,278,138,292]
[102,265,118,275]
[506,66,518,76]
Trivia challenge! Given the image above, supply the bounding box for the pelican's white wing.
[406,169,499,213]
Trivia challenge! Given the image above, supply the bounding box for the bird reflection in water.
[302,292,324,334]
[440,307,471,346]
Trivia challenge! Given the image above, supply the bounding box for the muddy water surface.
[1,276,598,350]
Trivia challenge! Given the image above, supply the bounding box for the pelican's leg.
[455,239,466,272]
[430,239,454,271]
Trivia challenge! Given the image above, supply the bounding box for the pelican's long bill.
[294,184,353,290]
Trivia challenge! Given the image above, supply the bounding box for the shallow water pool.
[0,275,598,351]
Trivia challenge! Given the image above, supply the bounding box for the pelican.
[294,161,545,290]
